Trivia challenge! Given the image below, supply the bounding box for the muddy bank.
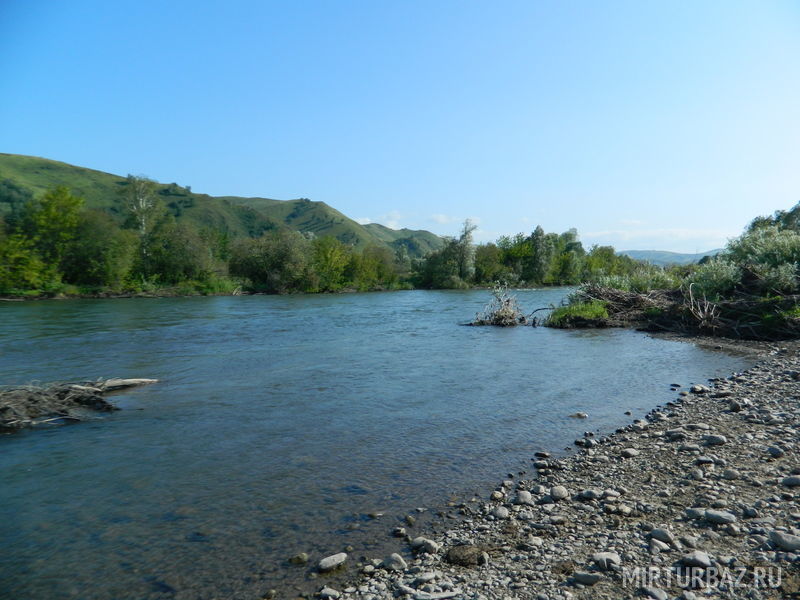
[0,378,157,432]
[304,341,800,600]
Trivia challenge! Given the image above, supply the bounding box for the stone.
[650,528,676,545]
[782,476,800,487]
[444,544,483,566]
[592,551,621,571]
[382,553,407,571]
[769,530,800,551]
[681,550,712,568]
[705,509,737,524]
[410,537,440,554]
[491,506,509,519]
[289,552,309,564]
[641,587,669,600]
[318,553,347,572]
[621,448,640,458]
[319,587,341,599]
[722,468,740,480]
[703,434,727,446]
[768,446,785,458]
[514,490,534,505]
[550,486,569,501]
[572,571,603,585]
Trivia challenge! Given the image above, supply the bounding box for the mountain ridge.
[0,153,444,258]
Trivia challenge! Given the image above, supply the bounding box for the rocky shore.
[303,340,800,600]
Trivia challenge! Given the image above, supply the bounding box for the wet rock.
[289,552,309,565]
[410,537,440,554]
[318,553,347,572]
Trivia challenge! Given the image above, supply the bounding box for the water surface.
[0,290,752,599]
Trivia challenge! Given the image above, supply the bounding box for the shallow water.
[0,290,752,599]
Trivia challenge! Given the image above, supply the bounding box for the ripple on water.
[0,290,753,599]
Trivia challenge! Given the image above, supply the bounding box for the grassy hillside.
[618,249,722,266]
[0,154,443,257]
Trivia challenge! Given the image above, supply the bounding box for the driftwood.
[0,377,158,432]
[570,284,800,341]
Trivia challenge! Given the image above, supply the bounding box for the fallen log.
[99,378,159,391]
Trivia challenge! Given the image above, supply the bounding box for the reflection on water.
[0,290,752,599]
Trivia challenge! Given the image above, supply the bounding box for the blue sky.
[1,1,799,252]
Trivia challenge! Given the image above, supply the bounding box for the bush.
[545,300,608,327]
[684,259,741,300]
[473,284,527,326]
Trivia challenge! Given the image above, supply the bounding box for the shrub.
[545,300,608,327]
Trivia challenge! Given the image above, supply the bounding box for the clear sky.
[1,1,799,252]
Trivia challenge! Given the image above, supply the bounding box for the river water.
[0,290,753,599]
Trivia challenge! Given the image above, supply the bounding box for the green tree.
[229,230,311,293]
[61,210,136,286]
[145,222,214,283]
[312,236,351,291]
[19,186,84,267]
[120,175,167,275]
[0,234,53,291]
[474,243,505,283]
[455,219,478,281]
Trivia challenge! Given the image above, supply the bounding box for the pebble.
[592,551,621,570]
[705,509,737,524]
[769,530,800,551]
[550,486,569,501]
[621,448,640,458]
[681,550,712,568]
[382,553,407,571]
[572,571,603,585]
[318,553,347,572]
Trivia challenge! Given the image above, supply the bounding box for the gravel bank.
[306,341,800,600]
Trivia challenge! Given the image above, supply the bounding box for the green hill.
[618,249,722,266]
[0,154,444,257]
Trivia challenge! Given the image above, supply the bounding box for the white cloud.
[355,217,372,225]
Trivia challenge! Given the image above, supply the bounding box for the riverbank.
[307,339,800,600]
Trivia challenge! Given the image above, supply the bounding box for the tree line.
[415,219,662,289]
[0,178,662,296]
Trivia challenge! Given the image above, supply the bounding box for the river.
[0,289,753,599]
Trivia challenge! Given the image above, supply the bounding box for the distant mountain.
[0,154,443,258]
[618,249,723,266]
